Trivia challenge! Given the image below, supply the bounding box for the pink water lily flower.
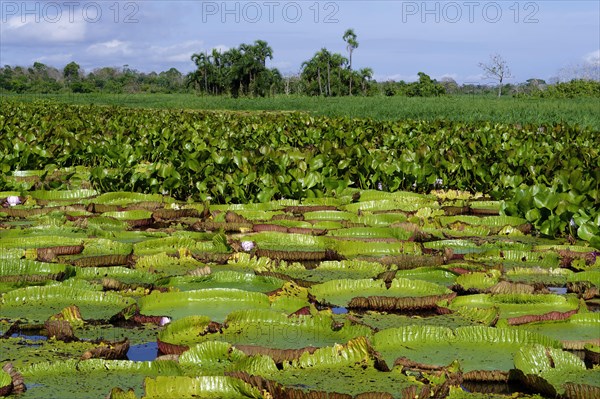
[6,196,21,206]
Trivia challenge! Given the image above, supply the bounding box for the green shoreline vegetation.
[2,93,599,129]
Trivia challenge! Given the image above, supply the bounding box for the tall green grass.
[2,92,598,128]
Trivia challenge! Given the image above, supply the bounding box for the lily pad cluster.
[0,187,598,398]
[2,101,599,244]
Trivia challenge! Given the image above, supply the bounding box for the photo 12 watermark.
[1,1,140,24]
[400,1,540,23]
[199,1,340,23]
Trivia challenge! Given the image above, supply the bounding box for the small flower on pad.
[6,196,21,206]
[241,241,255,252]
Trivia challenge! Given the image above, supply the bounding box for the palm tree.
[358,67,373,95]
[342,29,359,95]
[191,51,212,94]
[253,40,273,67]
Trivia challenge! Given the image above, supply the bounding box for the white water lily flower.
[241,241,255,252]
[377,182,383,191]
[6,196,21,206]
[434,178,443,188]
[159,317,172,326]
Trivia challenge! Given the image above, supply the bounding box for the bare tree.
[478,53,513,96]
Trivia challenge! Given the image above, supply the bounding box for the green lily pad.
[102,210,154,221]
[255,259,388,284]
[75,266,157,285]
[455,271,500,291]
[0,236,84,249]
[327,227,414,240]
[514,313,600,349]
[21,359,183,399]
[160,310,371,355]
[352,312,479,331]
[178,341,247,373]
[505,267,572,285]
[134,252,208,275]
[395,267,458,286]
[0,337,98,369]
[372,325,560,372]
[332,240,422,257]
[514,344,600,397]
[29,189,97,201]
[310,277,452,308]
[93,192,167,206]
[138,289,305,322]
[143,375,262,398]
[269,337,423,398]
[0,284,135,322]
[447,293,580,321]
[250,232,327,251]
[158,272,284,293]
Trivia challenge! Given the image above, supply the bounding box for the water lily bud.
[159,317,171,326]
[6,196,21,206]
[241,241,255,252]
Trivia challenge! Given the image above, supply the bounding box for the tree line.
[1,29,598,98]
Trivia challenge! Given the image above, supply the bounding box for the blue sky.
[1,1,598,83]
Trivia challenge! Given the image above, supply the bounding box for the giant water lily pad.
[0,337,99,369]
[250,232,327,251]
[20,359,183,399]
[177,341,248,374]
[310,277,453,309]
[29,189,98,202]
[0,284,135,322]
[395,267,458,286]
[143,375,262,398]
[372,325,561,373]
[327,227,414,240]
[0,236,84,250]
[513,344,600,397]
[158,310,371,359]
[134,252,207,274]
[0,258,69,284]
[514,313,600,349]
[447,293,581,323]
[505,267,573,286]
[332,240,422,258]
[265,337,423,398]
[254,259,389,284]
[133,238,218,256]
[75,266,157,285]
[138,289,271,322]
[352,312,479,331]
[93,192,168,206]
[158,272,284,293]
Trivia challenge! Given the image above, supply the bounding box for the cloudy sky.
[1,1,598,82]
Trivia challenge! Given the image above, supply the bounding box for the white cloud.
[35,53,74,65]
[438,73,458,81]
[86,40,132,56]
[463,73,486,82]
[583,50,600,65]
[148,40,204,63]
[212,44,230,54]
[376,73,419,82]
[0,15,86,44]
[270,61,292,70]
